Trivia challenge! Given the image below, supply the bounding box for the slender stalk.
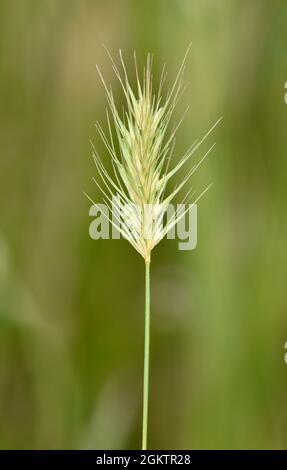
[142,259,151,450]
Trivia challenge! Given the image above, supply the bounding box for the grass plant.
[85,48,220,449]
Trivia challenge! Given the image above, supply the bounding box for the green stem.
[142,259,151,450]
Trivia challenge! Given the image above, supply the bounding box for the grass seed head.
[87,48,220,263]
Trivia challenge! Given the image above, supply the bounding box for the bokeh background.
[0,0,287,450]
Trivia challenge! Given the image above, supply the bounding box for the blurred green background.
[0,0,287,450]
